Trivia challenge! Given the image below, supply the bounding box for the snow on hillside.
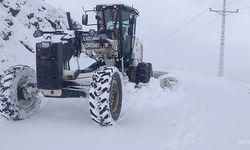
[0,0,68,71]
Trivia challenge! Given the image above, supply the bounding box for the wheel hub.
[17,79,37,109]
[110,80,120,113]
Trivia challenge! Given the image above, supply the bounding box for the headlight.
[37,42,50,49]
[37,42,51,59]
[41,42,50,49]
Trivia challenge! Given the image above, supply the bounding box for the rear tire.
[89,66,122,126]
[136,62,153,84]
[0,65,41,120]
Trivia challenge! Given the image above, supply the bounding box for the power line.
[151,0,220,46]
[157,10,207,40]
[177,18,220,42]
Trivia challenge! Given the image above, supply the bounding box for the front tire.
[89,66,122,126]
[0,65,41,120]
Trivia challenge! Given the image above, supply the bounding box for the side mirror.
[33,30,44,38]
[82,14,88,25]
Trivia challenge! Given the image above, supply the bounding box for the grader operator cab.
[82,4,150,82]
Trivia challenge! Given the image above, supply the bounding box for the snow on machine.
[0,4,175,126]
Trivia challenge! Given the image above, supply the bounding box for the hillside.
[0,0,68,71]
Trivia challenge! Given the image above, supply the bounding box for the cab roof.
[96,4,139,15]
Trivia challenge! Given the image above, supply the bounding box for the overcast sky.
[46,0,250,83]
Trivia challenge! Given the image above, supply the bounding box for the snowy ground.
[0,71,249,150]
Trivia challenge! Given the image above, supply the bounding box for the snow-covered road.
[177,72,250,150]
[0,71,249,150]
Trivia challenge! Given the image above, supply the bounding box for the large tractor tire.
[0,65,41,120]
[136,62,153,84]
[89,66,122,126]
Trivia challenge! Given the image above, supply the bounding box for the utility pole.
[210,0,238,77]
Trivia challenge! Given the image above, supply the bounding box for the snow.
[175,71,250,150]
[0,71,250,150]
[1,0,250,150]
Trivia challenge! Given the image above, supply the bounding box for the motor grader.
[0,4,154,126]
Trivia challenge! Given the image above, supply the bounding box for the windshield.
[97,8,119,32]
[97,8,134,39]
[104,9,119,30]
[121,11,130,37]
